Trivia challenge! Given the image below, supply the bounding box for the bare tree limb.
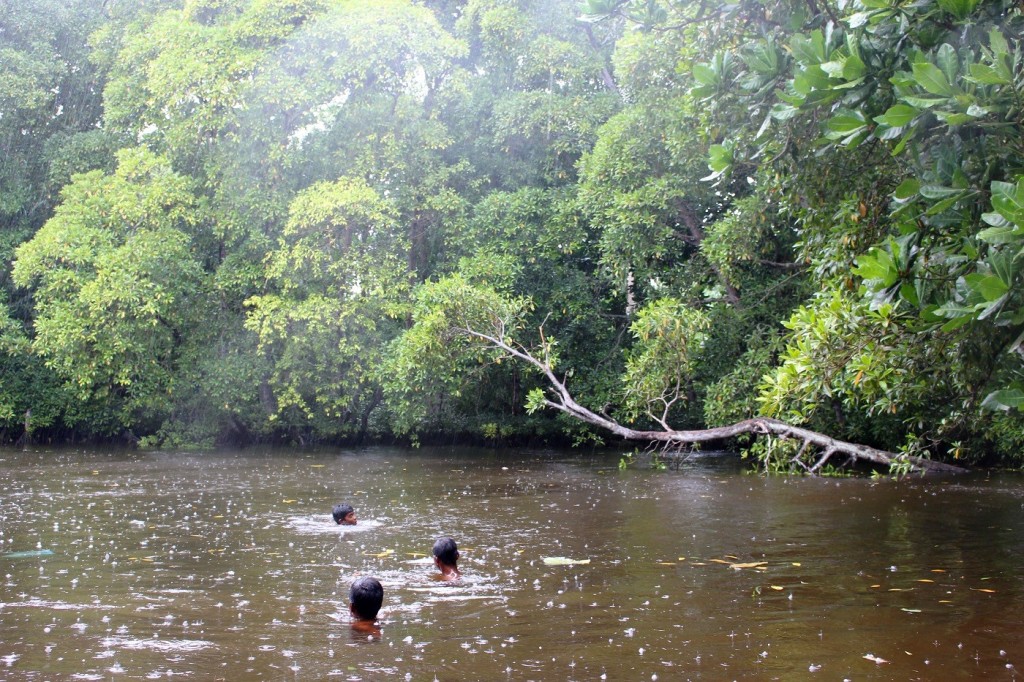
[460,323,967,476]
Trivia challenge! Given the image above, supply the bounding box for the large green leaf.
[692,63,718,86]
[990,179,1024,225]
[789,31,826,66]
[911,62,957,97]
[792,65,834,95]
[875,104,919,128]
[967,63,1011,85]
[965,273,1009,302]
[935,111,974,126]
[919,185,963,199]
[744,42,780,75]
[703,144,734,180]
[893,178,921,201]
[853,249,898,287]
[842,52,866,80]
[978,225,1021,243]
[935,44,960,83]
[987,249,1017,289]
[981,389,1024,411]
[825,109,867,139]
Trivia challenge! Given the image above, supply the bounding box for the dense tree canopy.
[2,0,1023,470]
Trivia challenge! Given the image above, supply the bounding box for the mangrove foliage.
[2,0,1024,471]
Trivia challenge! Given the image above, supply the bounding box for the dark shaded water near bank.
[0,446,1022,680]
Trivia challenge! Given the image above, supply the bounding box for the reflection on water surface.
[0,447,1022,680]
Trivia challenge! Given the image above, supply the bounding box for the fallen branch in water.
[460,321,966,476]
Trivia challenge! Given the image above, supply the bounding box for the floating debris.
[730,561,767,570]
[2,549,54,559]
[542,557,590,566]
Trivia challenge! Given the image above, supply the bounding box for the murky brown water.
[0,446,1022,680]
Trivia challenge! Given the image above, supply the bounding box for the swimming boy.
[432,536,461,580]
[332,503,357,525]
[349,576,383,636]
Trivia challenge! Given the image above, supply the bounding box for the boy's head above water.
[332,503,356,525]
[349,576,383,621]
[432,536,460,578]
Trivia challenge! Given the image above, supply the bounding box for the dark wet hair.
[332,503,354,524]
[432,536,459,565]
[349,576,383,620]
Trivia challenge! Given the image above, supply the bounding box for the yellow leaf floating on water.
[901,608,921,613]
[542,557,591,566]
[931,569,946,573]
[364,549,394,558]
[870,584,881,589]
[769,585,784,591]
[709,559,731,565]
[917,579,935,583]
[724,555,739,560]
[311,464,324,468]
[658,562,677,566]
[730,561,768,570]
[971,588,996,593]
[677,557,686,561]
[863,654,889,664]
[282,499,297,504]
[792,562,801,567]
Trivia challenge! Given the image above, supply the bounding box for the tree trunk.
[675,200,741,306]
[20,409,32,450]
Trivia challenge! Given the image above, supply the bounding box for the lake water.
[0,446,1022,680]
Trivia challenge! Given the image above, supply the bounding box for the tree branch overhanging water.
[456,320,966,476]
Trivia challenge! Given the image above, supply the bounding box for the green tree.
[0,0,112,247]
[575,11,807,434]
[594,0,1024,464]
[94,0,472,443]
[12,148,208,433]
[453,0,620,189]
[381,268,533,440]
[245,177,411,441]
[0,295,74,441]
